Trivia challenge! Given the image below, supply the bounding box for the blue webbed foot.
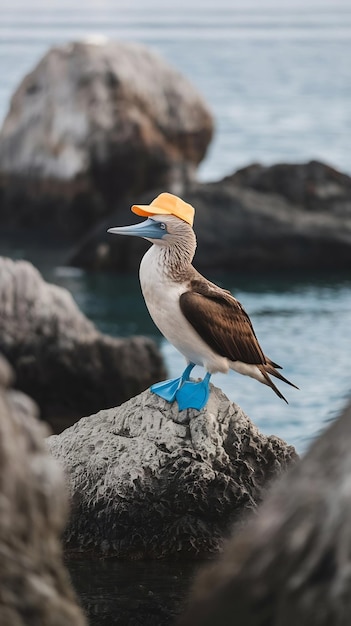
[151,377,183,402]
[176,373,211,411]
[151,363,195,403]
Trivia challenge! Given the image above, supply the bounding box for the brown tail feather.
[265,363,299,390]
[266,357,282,370]
[257,365,289,403]
[258,363,299,403]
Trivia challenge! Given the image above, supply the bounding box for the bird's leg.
[150,363,195,403]
[176,372,212,411]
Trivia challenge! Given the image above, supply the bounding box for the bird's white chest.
[139,250,187,342]
[139,248,228,373]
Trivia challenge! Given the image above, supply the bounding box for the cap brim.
[131,204,172,218]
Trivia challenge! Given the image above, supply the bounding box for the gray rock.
[0,355,39,420]
[7,388,40,422]
[70,160,351,272]
[47,384,297,558]
[0,352,14,388]
[0,40,213,238]
[230,159,351,212]
[0,256,166,432]
[0,356,86,626]
[178,400,351,626]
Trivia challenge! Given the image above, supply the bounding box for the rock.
[70,160,351,272]
[0,355,86,626]
[0,352,14,388]
[0,256,166,432]
[47,384,297,558]
[178,400,351,626]
[7,388,40,422]
[0,353,40,421]
[230,159,351,212]
[0,40,213,239]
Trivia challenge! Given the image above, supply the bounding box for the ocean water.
[0,0,351,181]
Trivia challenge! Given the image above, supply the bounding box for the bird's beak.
[107,218,165,240]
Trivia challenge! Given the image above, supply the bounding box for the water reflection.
[68,559,199,626]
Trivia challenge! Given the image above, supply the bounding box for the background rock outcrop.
[71,160,351,272]
[230,159,351,211]
[0,256,166,432]
[0,40,213,238]
[0,355,86,626]
[178,399,351,626]
[48,384,297,559]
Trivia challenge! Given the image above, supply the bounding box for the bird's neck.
[142,237,196,283]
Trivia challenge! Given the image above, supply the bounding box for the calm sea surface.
[1,2,351,623]
[1,0,351,180]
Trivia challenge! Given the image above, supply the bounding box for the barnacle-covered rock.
[48,384,297,558]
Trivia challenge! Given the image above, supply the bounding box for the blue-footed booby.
[108,192,297,411]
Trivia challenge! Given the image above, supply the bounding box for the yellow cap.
[131,192,195,227]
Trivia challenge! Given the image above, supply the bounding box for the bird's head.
[108,193,197,254]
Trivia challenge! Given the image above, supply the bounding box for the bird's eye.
[160,223,166,230]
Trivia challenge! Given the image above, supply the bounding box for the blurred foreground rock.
[0,257,165,432]
[0,353,39,422]
[0,40,213,238]
[47,384,297,558]
[0,355,86,626]
[178,400,351,626]
[71,160,351,272]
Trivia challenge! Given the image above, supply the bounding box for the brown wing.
[179,280,266,365]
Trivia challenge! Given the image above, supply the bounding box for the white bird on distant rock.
[108,192,297,411]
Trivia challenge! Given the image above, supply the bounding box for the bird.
[108,192,297,411]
